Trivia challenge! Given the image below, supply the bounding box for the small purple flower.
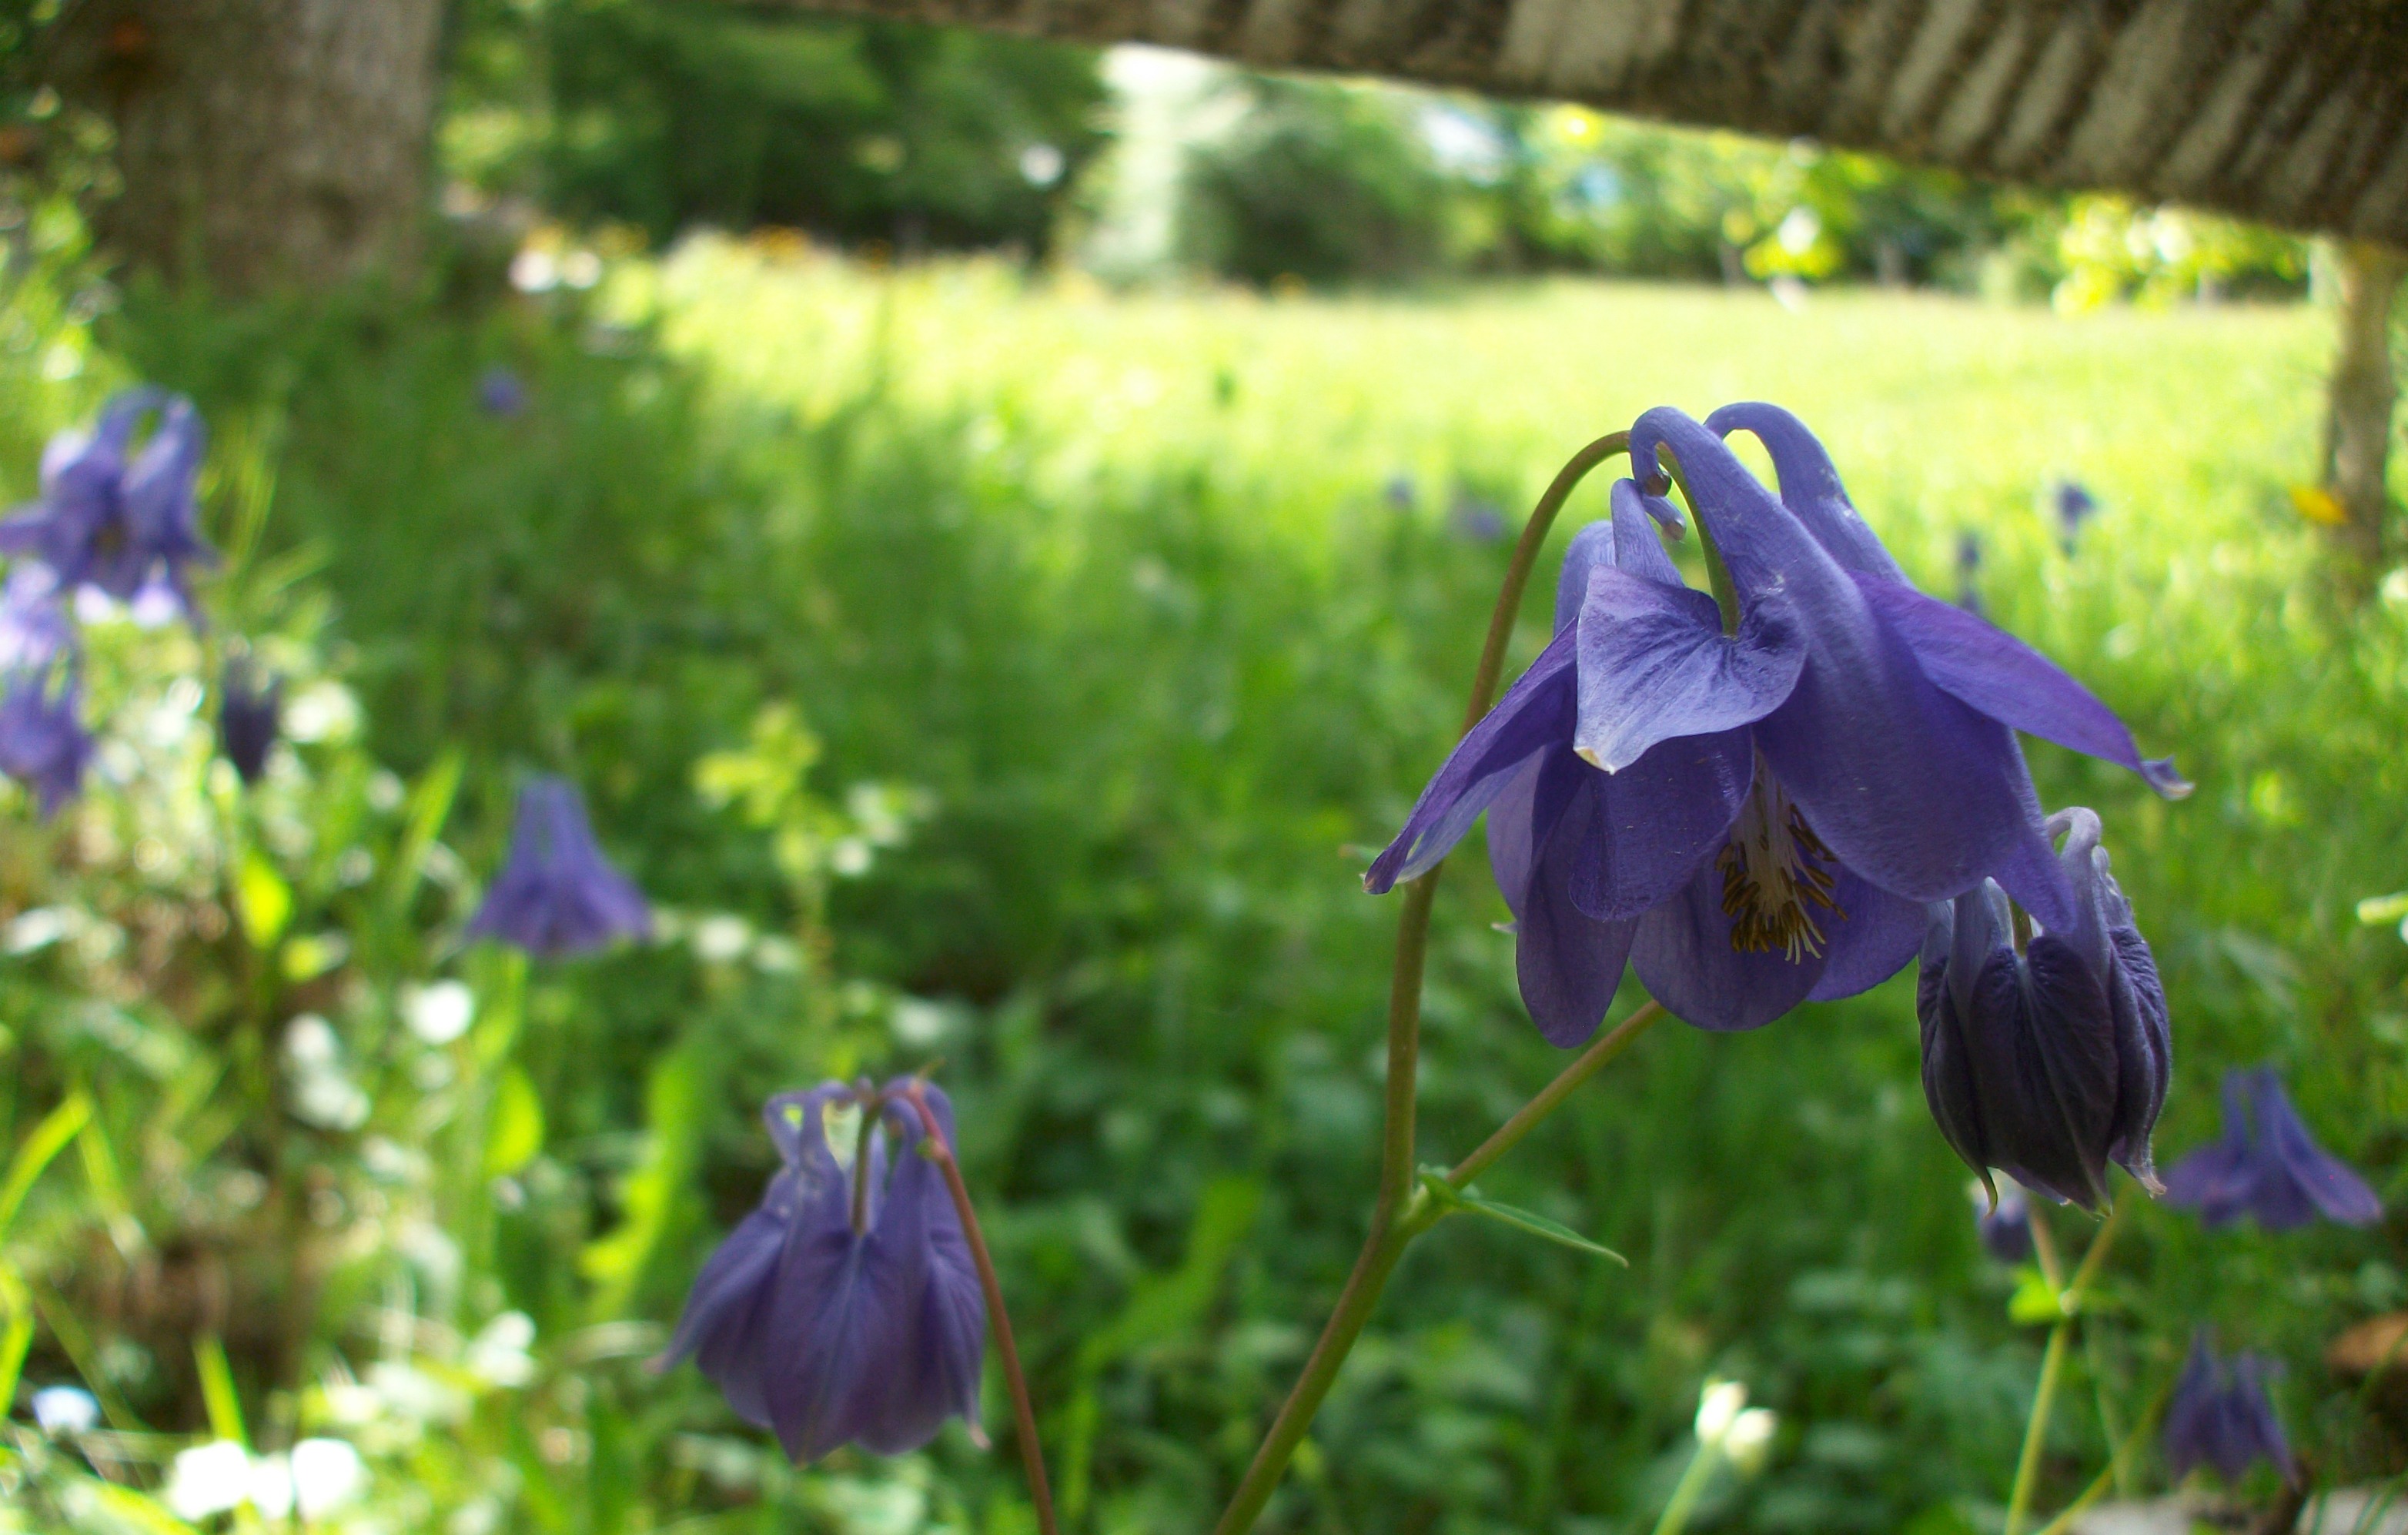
[1918,808,2169,1211]
[654,1081,985,1463]
[0,660,92,816]
[0,390,216,621]
[477,366,529,418]
[2055,481,2098,553]
[465,776,651,957]
[1366,404,2182,1043]
[1453,493,1508,543]
[1971,1178,2033,1263]
[1955,531,1984,616]
[218,660,280,785]
[2162,1066,2380,1231]
[2163,1334,2294,1486]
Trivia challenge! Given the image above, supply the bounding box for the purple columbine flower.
[465,776,652,957]
[218,660,280,785]
[477,366,529,418]
[2163,1334,2294,1486]
[0,389,216,621]
[0,660,92,817]
[1971,1178,2034,1263]
[1918,808,2169,1210]
[2055,481,2099,553]
[2162,1066,2380,1231]
[654,1081,985,1463]
[1366,403,2184,1042]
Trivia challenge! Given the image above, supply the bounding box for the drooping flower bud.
[219,658,281,785]
[465,776,651,958]
[654,1082,985,1462]
[2162,1333,2294,1486]
[1918,808,2169,1211]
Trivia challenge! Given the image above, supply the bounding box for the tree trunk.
[58,0,445,297]
[2324,240,2406,569]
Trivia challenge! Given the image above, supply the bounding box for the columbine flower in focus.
[1969,1177,2034,1262]
[466,776,651,957]
[1367,403,2183,1040]
[2162,1065,2380,1230]
[2163,1334,2294,1486]
[0,388,215,620]
[653,1081,985,1463]
[219,658,281,784]
[1918,808,2169,1209]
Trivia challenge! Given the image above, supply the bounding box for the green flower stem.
[898,1084,1058,1535]
[1650,1436,1727,1535]
[2005,1193,2128,1535]
[1209,433,1637,1535]
[1446,1000,1665,1190]
[2032,1377,2172,1535]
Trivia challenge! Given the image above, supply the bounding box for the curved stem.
[1210,433,1633,1535]
[2005,1193,2127,1535]
[898,1085,1058,1535]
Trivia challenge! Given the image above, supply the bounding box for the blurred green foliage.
[0,192,2400,1535]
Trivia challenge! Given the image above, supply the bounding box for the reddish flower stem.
[898,1083,1059,1535]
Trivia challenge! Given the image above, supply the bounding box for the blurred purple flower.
[2162,1065,2380,1231]
[1383,473,1416,511]
[219,660,280,785]
[2163,1333,2294,1486]
[1366,404,2184,1043]
[477,366,529,418]
[1452,493,1507,543]
[1918,808,2169,1211]
[0,389,215,621]
[465,776,651,957]
[654,1081,985,1463]
[0,566,73,671]
[2055,480,2098,553]
[1955,531,1983,616]
[1970,1178,2033,1262]
[0,661,91,816]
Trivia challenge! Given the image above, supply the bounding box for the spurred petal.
[1854,574,2188,798]
[1512,780,1637,1046]
[1630,407,2072,920]
[1365,628,1577,892]
[1704,402,1905,581]
[1572,564,1801,773]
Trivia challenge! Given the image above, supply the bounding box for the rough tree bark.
[2324,240,2407,568]
[778,0,2408,247]
[54,0,446,297]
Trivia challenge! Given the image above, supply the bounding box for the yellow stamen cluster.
[1716,776,1845,961]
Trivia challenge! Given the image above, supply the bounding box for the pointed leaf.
[1454,1186,1627,1265]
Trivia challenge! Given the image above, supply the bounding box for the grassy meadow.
[1,236,2401,1533]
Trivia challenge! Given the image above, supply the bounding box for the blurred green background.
[0,2,2401,1532]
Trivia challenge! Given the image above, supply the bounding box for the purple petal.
[1805,874,1925,1001]
[657,1206,789,1426]
[1511,778,1637,1046]
[1571,564,1801,774]
[1630,855,1825,1032]
[1854,574,2188,798]
[2253,1068,2380,1227]
[2160,1072,2259,1228]
[1567,728,1751,923]
[1365,628,1577,892]
[1487,748,1578,918]
[1704,402,1906,582]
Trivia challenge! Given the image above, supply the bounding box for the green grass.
[5,241,2402,1533]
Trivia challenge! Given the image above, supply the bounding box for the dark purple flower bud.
[1971,1178,2034,1262]
[1918,808,2169,1212]
[1955,532,1984,616]
[2055,481,2098,553]
[655,1081,985,1462]
[2162,1066,2380,1232]
[1366,403,2182,1044]
[0,390,216,622]
[465,776,651,957]
[1453,493,1507,543]
[2163,1333,2294,1486]
[218,660,280,785]
[477,366,529,418]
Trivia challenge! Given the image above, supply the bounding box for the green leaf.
[2008,1268,2067,1326]
[192,1333,246,1446]
[0,1089,92,1239]
[1421,1171,1626,1264]
[236,850,293,949]
[483,1065,546,1180]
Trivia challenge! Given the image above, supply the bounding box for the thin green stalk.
[1209,433,1634,1535]
[898,1084,1057,1535]
[1650,1438,1724,1535]
[2031,1377,2172,1535]
[1448,1001,1664,1190]
[2005,1194,2128,1535]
